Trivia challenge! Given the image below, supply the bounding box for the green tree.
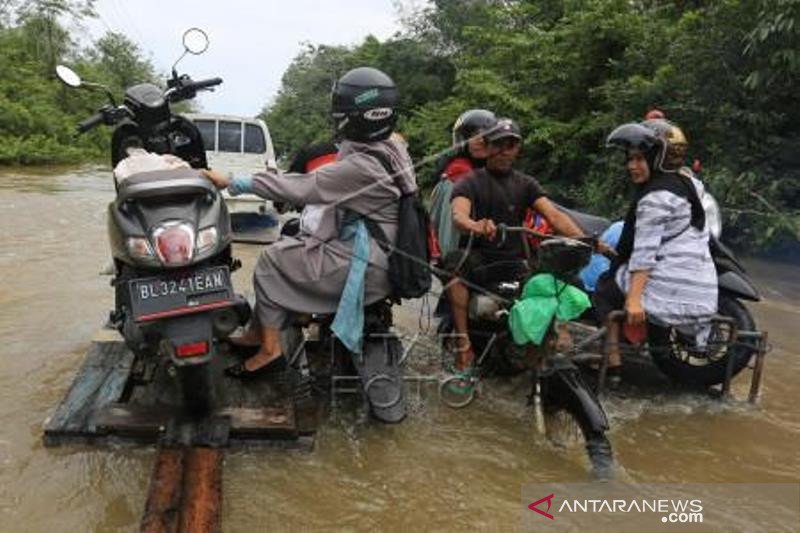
[262,35,455,163]
[86,31,157,89]
[0,9,160,165]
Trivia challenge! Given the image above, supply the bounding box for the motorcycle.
[559,187,761,387]
[276,215,406,424]
[56,29,250,414]
[435,228,614,475]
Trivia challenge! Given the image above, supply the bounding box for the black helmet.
[606,122,658,152]
[606,122,660,170]
[452,109,496,147]
[331,67,397,142]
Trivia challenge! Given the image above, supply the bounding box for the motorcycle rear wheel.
[649,294,756,387]
[177,364,215,415]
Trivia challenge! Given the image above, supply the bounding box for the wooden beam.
[141,449,184,533]
[141,447,222,533]
[178,448,222,533]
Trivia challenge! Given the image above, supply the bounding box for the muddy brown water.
[0,167,797,531]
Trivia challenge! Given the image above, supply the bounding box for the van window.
[244,123,266,154]
[218,121,242,152]
[195,119,216,151]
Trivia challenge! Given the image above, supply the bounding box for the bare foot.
[229,326,261,347]
[454,339,475,371]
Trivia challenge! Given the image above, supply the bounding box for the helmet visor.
[606,123,657,152]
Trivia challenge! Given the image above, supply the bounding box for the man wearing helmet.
[444,118,588,383]
[203,68,417,396]
[597,119,717,383]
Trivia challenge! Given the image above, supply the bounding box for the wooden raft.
[43,330,318,448]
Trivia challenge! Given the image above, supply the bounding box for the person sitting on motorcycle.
[202,67,417,380]
[442,108,497,182]
[429,109,497,260]
[445,118,588,387]
[596,119,717,384]
[275,141,341,237]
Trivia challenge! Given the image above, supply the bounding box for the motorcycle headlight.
[702,192,723,239]
[196,226,219,254]
[152,221,195,266]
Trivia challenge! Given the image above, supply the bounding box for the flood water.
[0,167,797,531]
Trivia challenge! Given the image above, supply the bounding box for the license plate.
[129,266,233,321]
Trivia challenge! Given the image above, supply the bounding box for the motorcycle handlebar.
[189,77,223,91]
[496,223,607,254]
[77,112,105,134]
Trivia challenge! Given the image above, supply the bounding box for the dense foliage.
[263,0,799,249]
[2,1,797,248]
[0,0,159,165]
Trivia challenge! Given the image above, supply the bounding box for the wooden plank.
[221,406,297,439]
[44,336,319,447]
[44,342,134,439]
[92,404,172,440]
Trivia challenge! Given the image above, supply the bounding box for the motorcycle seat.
[294,300,394,333]
[117,168,215,203]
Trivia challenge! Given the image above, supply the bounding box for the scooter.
[56,29,250,413]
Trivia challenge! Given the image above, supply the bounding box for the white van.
[186,113,281,243]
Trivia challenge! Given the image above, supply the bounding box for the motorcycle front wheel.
[538,367,614,478]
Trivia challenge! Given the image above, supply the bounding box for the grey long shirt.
[246,137,417,314]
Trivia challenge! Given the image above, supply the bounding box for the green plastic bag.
[508,273,591,346]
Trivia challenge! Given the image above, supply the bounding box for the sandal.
[446,366,477,396]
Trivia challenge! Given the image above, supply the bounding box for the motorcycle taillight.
[175,341,209,358]
[153,222,195,266]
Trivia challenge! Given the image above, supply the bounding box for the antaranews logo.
[528,493,555,520]
[524,483,799,533]
[527,493,704,525]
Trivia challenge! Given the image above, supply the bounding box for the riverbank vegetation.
[2,0,797,249]
[263,0,799,249]
[0,0,157,165]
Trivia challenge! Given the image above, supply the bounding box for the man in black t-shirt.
[446,118,587,379]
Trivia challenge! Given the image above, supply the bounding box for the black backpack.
[360,150,432,300]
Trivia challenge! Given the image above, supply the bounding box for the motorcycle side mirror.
[182,28,209,55]
[55,64,82,88]
[56,64,117,106]
[170,28,210,81]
